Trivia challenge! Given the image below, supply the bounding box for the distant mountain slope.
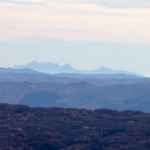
[0,67,51,82]
[15,61,76,74]
[1,103,150,150]
[0,67,150,112]
[15,61,138,76]
[0,67,74,83]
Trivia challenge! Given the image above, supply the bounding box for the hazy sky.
[0,0,150,75]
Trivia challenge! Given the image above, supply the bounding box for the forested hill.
[1,103,150,150]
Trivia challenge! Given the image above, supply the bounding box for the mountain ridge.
[0,67,149,112]
[14,61,139,76]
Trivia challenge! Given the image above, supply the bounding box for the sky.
[0,0,150,75]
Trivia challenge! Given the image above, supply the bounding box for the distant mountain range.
[15,61,75,74]
[15,61,137,75]
[0,67,150,112]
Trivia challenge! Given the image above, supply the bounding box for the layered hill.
[0,68,150,112]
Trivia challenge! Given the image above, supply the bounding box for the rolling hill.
[0,68,150,112]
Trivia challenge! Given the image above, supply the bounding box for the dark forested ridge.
[1,103,150,150]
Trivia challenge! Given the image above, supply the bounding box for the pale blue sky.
[1,39,150,76]
[0,0,150,75]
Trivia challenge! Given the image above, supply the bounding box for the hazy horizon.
[0,0,150,76]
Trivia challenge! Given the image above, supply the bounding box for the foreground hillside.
[1,103,150,150]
